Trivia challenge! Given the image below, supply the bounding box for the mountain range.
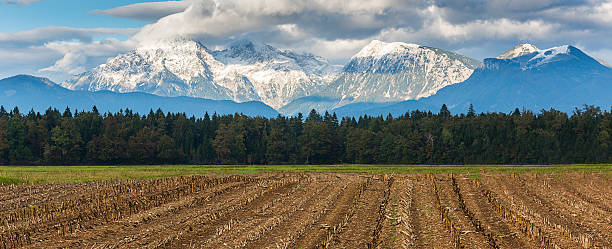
[333,44,612,116]
[281,40,481,115]
[2,39,612,117]
[63,38,341,110]
[0,75,278,117]
[61,39,481,115]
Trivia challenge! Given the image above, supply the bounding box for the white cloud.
[0,27,138,81]
[290,38,371,62]
[540,1,612,27]
[126,0,606,61]
[0,45,59,65]
[0,27,139,47]
[131,0,417,44]
[40,52,87,74]
[404,6,559,43]
[278,17,560,63]
[40,38,135,74]
[91,1,192,22]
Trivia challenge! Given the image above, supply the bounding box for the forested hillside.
[0,104,610,165]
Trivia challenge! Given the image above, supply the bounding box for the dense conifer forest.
[0,104,610,165]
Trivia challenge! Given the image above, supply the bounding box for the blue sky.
[2,0,612,82]
[0,1,150,32]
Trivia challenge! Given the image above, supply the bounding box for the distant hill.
[0,75,279,117]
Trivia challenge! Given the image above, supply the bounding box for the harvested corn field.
[0,172,610,249]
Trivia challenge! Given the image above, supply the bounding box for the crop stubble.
[0,172,609,249]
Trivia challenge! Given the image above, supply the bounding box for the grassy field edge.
[0,164,610,184]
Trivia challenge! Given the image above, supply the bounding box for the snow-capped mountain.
[497,44,539,59]
[320,40,481,104]
[525,45,583,68]
[212,40,341,109]
[63,38,340,110]
[64,38,256,103]
[496,43,611,68]
[333,44,612,117]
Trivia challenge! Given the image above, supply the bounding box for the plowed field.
[1,173,610,249]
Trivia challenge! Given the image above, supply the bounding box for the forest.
[0,104,610,165]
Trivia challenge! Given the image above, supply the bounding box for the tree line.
[0,104,609,165]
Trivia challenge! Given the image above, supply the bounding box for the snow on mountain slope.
[497,44,539,59]
[497,45,604,70]
[63,38,341,109]
[63,38,483,113]
[212,40,341,109]
[526,45,572,67]
[352,40,421,59]
[319,40,481,105]
[63,38,258,103]
[494,44,608,69]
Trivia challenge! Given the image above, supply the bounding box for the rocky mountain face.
[63,38,248,102]
[62,38,340,110]
[322,40,481,104]
[496,43,540,59]
[280,40,482,115]
[211,40,341,109]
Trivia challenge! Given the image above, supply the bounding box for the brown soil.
[481,173,610,248]
[1,173,609,249]
[435,176,490,248]
[454,176,539,249]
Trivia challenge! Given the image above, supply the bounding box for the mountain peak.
[137,37,207,51]
[331,42,481,107]
[227,39,269,51]
[4,74,56,87]
[213,40,290,68]
[219,39,280,60]
[352,40,421,59]
[525,45,584,68]
[497,43,540,59]
[484,45,609,72]
[531,45,570,59]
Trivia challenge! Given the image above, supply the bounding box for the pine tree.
[0,106,7,118]
[91,106,99,115]
[467,104,475,117]
[63,107,72,118]
[439,104,451,117]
